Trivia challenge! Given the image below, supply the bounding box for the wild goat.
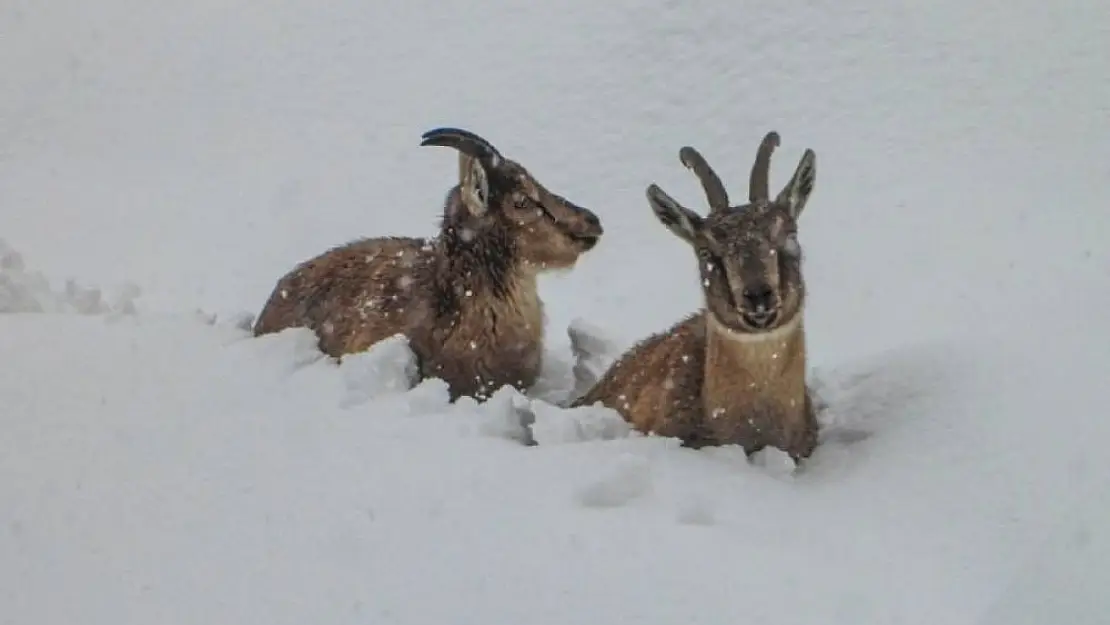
[572,131,819,463]
[253,127,604,401]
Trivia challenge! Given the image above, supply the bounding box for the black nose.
[580,208,603,236]
[741,284,776,312]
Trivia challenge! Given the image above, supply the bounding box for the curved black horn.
[420,127,503,167]
[748,131,780,202]
[679,146,729,212]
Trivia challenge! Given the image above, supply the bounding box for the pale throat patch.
[707,309,802,345]
[502,269,544,331]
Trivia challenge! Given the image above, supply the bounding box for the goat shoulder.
[572,313,708,443]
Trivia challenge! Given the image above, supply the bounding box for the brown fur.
[573,131,819,463]
[253,127,603,401]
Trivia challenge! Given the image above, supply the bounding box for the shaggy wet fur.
[572,131,820,463]
[253,127,602,401]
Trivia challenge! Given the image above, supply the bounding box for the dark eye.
[697,247,722,273]
[514,196,530,210]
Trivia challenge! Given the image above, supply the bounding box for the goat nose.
[580,208,603,235]
[741,285,775,312]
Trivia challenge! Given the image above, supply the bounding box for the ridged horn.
[748,131,780,202]
[679,146,729,213]
[420,127,503,167]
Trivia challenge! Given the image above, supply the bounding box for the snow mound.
[337,334,419,407]
[0,239,141,316]
[567,316,620,401]
[529,399,633,446]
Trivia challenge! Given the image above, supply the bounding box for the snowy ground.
[3,0,1110,623]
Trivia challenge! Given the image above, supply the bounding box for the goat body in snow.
[573,131,819,463]
[254,127,604,401]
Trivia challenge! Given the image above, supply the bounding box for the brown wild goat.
[572,131,819,463]
[253,127,604,401]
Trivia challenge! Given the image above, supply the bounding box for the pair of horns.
[420,127,503,168]
[679,131,781,212]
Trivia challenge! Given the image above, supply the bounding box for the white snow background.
[3,0,1110,623]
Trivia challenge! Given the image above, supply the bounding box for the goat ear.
[775,149,816,219]
[457,153,491,217]
[647,184,704,245]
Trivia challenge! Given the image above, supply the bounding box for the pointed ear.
[646,184,704,245]
[775,149,816,219]
[457,152,491,216]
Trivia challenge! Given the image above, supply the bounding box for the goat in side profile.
[253,127,604,401]
[572,131,819,463]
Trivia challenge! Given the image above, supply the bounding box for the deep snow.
[3,0,1110,623]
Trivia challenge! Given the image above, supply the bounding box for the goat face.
[421,127,603,271]
[646,131,817,335]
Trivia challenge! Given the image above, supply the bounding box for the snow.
[2,0,1110,623]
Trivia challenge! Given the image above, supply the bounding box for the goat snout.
[739,284,779,329]
[564,206,603,250]
[741,284,776,313]
[576,207,603,237]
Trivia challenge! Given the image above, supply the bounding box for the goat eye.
[697,248,721,272]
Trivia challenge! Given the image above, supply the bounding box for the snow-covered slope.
[3,0,1109,623]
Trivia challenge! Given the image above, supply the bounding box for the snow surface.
[3,0,1110,623]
